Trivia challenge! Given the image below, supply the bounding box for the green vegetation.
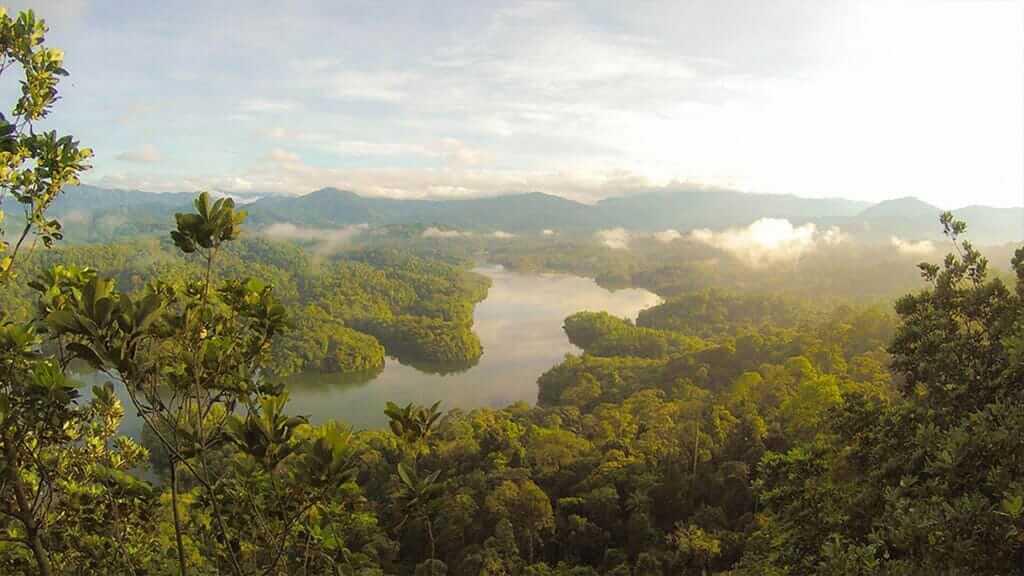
[0,237,490,375]
[1,9,1022,575]
[563,311,701,358]
[488,236,939,302]
[636,291,811,337]
[735,216,1024,575]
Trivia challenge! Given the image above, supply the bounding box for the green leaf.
[1002,493,1024,520]
[397,462,414,488]
[66,341,105,367]
[45,309,79,333]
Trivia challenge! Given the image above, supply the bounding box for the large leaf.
[397,461,414,488]
[45,308,79,334]
[66,341,106,368]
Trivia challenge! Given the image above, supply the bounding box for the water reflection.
[282,367,384,391]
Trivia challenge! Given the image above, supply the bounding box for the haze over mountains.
[49,185,1024,245]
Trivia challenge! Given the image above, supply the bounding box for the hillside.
[44,184,1024,244]
[245,188,595,231]
[593,187,870,230]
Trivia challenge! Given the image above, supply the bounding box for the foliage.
[737,215,1024,575]
[563,311,700,358]
[0,10,1018,573]
[1,235,492,374]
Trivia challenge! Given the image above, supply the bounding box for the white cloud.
[324,70,414,102]
[326,141,426,157]
[690,218,839,266]
[267,148,302,164]
[89,172,257,194]
[597,228,631,250]
[653,229,682,243]
[422,227,469,239]
[240,98,298,113]
[434,138,491,168]
[262,222,368,257]
[115,144,162,164]
[263,129,488,168]
[225,177,254,192]
[234,146,658,200]
[890,235,935,256]
[821,226,846,246]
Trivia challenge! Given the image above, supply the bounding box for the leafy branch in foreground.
[47,192,363,574]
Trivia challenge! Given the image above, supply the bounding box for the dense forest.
[0,238,490,375]
[2,9,1023,576]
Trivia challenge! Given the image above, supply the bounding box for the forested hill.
[48,184,1024,243]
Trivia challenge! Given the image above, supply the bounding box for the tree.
[740,215,1024,574]
[46,193,361,575]
[0,10,93,282]
[386,400,442,450]
[485,479,554,563]
[0,9,112,576]
[669,523,721,575]
[393,461,442,560]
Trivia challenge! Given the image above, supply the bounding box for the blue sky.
[9,0,1024,207]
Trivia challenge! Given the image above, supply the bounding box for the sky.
[7,0,1024,207]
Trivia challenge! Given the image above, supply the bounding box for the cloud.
[262,222,368,257]
[46,1,1024,207]
[235,146,660,200]
[266,128,489,166]
[890,236,935,256]
[224,177,255,192]
[597,228,631,250]
[598,228,691,249]
[267,148,302,164]
[326,141,427,157]
[115,144,162,164]
[690,218,841,266]
[323,69,414,102]
[653,229,682,243]
[422,227,469,239]
[92,161,651,199]
[240,98,298,113]
[89,172,253,194]
[821,226,847,246]
[434,138,491,168]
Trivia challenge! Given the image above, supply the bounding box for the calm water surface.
[85,266,660,433]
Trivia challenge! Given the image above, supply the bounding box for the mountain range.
[36,185,1024,245]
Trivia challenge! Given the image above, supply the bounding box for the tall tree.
[0,9,108,576]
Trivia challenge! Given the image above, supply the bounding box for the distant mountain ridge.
[247,188,596,231]
[42,185,1024,245]
[593,188,870,230]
